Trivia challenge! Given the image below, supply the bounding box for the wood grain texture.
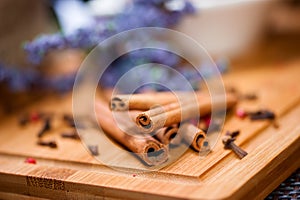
[0,61,299,199]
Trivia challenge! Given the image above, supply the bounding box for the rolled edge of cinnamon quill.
[136,100,186,132]
[141,141,168,166]
[136,113,151,128]
[180,123,207,152]
[110,96,128,111]
[136,92,238,133]
[95,100,169,166]
[154,124,181,146]
[136,112,168,133]
[110,91,188,111]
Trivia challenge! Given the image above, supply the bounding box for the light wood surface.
[0,61,299,199]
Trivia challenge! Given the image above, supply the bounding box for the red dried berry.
[236,108,247,119]
[30,112,40,122]
[25,157,36,164]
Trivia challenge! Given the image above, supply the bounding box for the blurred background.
[0,0,300,115]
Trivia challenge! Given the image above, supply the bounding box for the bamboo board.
[0,61,299,199]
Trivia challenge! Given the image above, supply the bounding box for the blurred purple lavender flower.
[23,33,65,65]
[0,63,39,92]
[133,0,168,5]
[0,62,77,93]
[127,48,180,67]
[18,0,229,94]
[41,73,76,93]
[24,0,195,65]
[0,63,8,82]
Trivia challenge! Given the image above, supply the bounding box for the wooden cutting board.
[0,61,299,200]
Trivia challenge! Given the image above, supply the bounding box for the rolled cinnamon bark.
[110,91,189,111]
[180,123,207,152]
[136,92,237,133]
[154,124,181,146]
[95,99,168,166]
[136,101,183,128]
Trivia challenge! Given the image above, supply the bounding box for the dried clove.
[37,117,51,138]
[228,130,240,139]
[88,145,99,156]
[236,109,278,128]
[18,114,29,126]
[37,140,57,148]
[222,130,248,159]
[227,88,257,101]
[248,109,275,120]
[61,131,80,140]
[241,93,258,101]
[63,114,75,128]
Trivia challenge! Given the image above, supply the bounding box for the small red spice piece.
[25,157,36,164]
[30,112,40,122]
[132,174,137,177]
[236,108,247,119]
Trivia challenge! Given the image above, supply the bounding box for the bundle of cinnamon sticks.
[95,90,237,166]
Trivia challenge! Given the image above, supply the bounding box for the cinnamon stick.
[136,92,237,133]
[154,124,181,146]
[136,101,184,128]
[180,123,207,152]
[95,100,168,166]
[110,91,190,111]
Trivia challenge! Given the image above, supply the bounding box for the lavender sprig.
[24,0,196,65]
[18,0,228,94]
[99,49,229,93]
[0,62,76,93]
[0,63,39,92]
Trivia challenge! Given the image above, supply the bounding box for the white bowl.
[177,0,274,58]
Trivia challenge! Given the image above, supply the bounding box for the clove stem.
[228,142,248,159]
